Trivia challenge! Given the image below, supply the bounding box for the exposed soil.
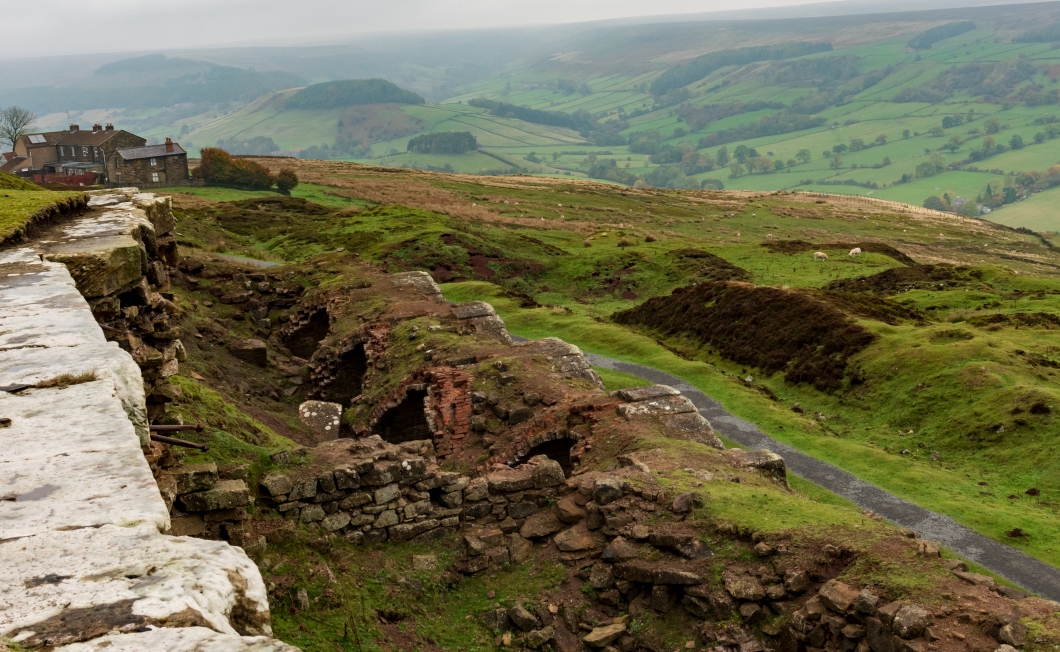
[614,282,875,391]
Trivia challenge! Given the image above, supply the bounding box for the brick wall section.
[492,400,620,467]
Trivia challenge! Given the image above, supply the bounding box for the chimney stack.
[105,123,114,131]
[92,124,102,132]
[69,124,79,132]
[165,137,174,153]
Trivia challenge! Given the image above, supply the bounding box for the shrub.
[192,148,275,190]
[407,132,477,154]
[276,168,299,194]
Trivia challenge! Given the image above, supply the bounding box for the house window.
[82,147,88,157]
[151,172,159,182]
[150,158,157,166]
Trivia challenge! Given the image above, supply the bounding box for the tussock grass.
[35,371,98,389]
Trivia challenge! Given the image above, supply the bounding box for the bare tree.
[0,106,37,151]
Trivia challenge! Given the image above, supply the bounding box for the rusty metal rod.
[150,433,208,451]
[149,424,205,433]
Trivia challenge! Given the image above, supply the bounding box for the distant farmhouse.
[1,124,189,187]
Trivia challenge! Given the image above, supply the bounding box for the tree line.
[287,79,425,110]
[407,132,478,154]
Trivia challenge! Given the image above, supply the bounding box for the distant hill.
[286,79,424,110]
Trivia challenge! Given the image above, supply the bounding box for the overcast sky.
[6,0,843,59]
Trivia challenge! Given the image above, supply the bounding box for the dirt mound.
[615,282,875,391]
[763,240,917,266]
[209,196,341,243]
[824,264,981,295]
[667,248,753,283]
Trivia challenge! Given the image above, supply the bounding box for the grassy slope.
[0,187,83,243]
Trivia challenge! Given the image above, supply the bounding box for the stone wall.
[0,189,297,651]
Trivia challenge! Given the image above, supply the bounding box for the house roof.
[116,143,187,161]
[18,131,66,148]
[57,128,139,147]
[0,156,29,173]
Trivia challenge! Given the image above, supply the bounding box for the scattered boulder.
[508,604,540,631]
[556,495,586,523]
[892,604,932,639]
[671,491,699,514]
[819,579,860,613]
[601,536,638,562]
[554,525,595,552]
[520,511,564,539]
[583,623,627,648]
[526,626,555,648]
[592,477,625,506]
[230,339,268,367]
[725,574,765,601]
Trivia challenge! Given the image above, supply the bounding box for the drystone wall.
[0,190,296,651]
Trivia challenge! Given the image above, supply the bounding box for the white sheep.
[849,247,862,257]
[813,251,829,261]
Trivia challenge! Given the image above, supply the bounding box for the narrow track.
[577,350,1060,600]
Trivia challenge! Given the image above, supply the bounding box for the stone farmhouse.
[1,123,188,186]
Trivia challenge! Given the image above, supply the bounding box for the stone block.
[592,477,624,506]
[555,524,595,552]
[531,457,566,488]
[169,515,206,537]
[230,339,267,367]
[179,480,251,512]
[300,505,326,523]
[321,512,351,532]
[259,473,292,497]
[389,519,440,542]
[375,484,401,505]
[298,401,343,440]
[374,510,399,528]
[520,511,564,538]
[487,467,534,493]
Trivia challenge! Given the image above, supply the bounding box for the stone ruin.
[0,189,298,650]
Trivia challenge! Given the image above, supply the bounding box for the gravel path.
[580,350,1060,600]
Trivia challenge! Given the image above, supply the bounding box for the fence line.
[787,190,965,221]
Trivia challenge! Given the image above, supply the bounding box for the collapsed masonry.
[0,190,297,651]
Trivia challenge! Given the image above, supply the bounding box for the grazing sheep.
[765,233,777,241]
[813,251,829,261]
[849,247,862,257]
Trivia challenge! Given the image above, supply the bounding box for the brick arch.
[356,366,473,459]
[278,301,331,359]
[512,431,580,477]
[307,325,388,406]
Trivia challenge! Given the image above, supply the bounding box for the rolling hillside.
[23,2,1060,229]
